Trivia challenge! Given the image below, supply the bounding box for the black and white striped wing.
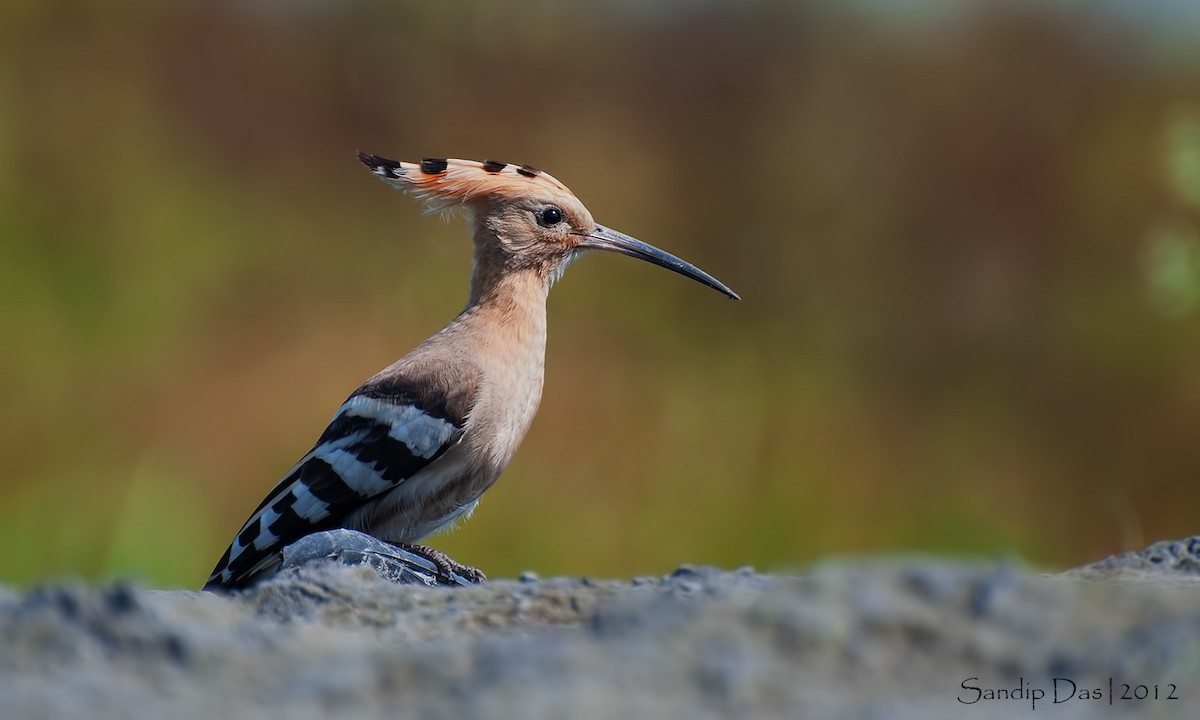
[204,371,477,590]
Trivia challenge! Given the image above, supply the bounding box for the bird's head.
[357,152,739,301]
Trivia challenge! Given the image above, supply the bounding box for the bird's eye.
[537,207,563,227]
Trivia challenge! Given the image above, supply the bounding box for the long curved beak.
[575,225,740,300]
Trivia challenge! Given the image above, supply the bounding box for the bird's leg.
[396,543,487,584]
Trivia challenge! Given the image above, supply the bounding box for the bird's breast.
[468,319,547,478]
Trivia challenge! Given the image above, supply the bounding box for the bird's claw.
[397,543,487,584]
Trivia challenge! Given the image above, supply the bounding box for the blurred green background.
[3,0,1200,588]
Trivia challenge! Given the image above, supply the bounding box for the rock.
[1063,535,1200,580]
[278,529,475,587]
[1,541,1199,719]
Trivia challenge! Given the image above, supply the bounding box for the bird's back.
[203,281,553,591]
[203,349,485,589]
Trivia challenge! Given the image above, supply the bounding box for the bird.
[202,153,739,590]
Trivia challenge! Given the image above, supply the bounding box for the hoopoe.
[203,153,739,590]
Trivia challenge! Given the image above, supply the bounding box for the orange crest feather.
[357,152,574,212]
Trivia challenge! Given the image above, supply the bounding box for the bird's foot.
[396,544,487,584]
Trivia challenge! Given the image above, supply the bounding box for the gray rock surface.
[279,529,477,587]
[3,540,1200,719]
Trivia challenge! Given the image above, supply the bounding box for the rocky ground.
[2,537,1200,719]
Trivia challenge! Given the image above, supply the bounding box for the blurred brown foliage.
[2,1,1199,587]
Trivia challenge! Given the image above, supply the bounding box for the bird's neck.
[460,263,550,356]
[454,262,550,473]
[465,231,551,325]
